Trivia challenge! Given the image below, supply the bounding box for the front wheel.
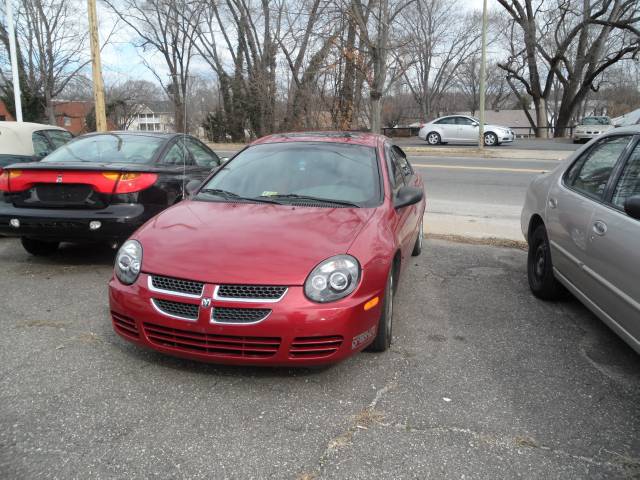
[527,225,564,300]
[21,238,59,256]
[367,271,394,352]
[484,132,498,147]
[426,132,441,145]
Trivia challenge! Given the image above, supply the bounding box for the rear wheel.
[21,238,59,256]
[411,218,423,256]
[367,271,394,352]
[527,225,564,300]
[426,132,441,145]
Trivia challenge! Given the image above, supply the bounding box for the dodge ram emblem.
[201,298,212,308]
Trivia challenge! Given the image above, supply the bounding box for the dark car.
[0,131,221,255]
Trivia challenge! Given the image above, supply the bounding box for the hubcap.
[428,134,439,144]
[485,134,496,146]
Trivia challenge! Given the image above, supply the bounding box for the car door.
[155,137,201,204]
[434,117,458,142]
[546,135,633,297]
[392,145,423,252]
[385,143,413,260]
[586,137,640,344]
[455,116,478,142]
[184,137,221,175]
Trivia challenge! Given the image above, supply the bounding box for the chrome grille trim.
[148,275,203,299]
[213,285,287,303]
[151,298,199,322]
[210,307,271,325]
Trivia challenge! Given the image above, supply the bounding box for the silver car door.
[586,138,640,345]
[546,136,632,296]
[435,117,457,141]
[455,117,477,142]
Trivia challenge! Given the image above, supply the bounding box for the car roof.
[250,131,385,148]
[79,130,182,139]
[603,125,640,135]
[0,121,69,156]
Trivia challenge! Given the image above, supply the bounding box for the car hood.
[136,200,375,285]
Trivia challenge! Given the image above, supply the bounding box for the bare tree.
[497,0,640,137]
[103,0,200,133]
[402,0,481,120]
[106,79,163,130]
[0,0,91,123]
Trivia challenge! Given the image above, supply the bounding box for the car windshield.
[197,142,381,207]
[582,117,610,125]
[42,133,165,164]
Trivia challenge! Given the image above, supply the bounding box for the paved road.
[395,136,581,151]
[1,237,638,479]
[412,155,559,240]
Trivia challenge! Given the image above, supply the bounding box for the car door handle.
[592,220,607,236]
[548,197,558,209]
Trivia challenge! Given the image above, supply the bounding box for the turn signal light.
[0,170,21,192]
[364,296,379,311]
[114,172,158,194]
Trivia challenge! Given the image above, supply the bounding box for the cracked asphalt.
[0,237,638,479]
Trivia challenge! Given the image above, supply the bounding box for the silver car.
[418,115,515,146]
[521,126,640,353]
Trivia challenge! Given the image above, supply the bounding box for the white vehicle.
[0,122,72,170]
[573,116,614,143]
[418,115,515,146]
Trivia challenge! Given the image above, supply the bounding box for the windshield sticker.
[261,191,278,197]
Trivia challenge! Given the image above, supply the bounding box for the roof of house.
[140,101,173,114]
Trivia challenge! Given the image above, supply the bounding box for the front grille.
[112,311,139,339]
[212,307,271,324]
[216,284,287,300]
[151,275,204,296]
[152,299,199,320]
[143,322,280,358]
[289,336,343,358]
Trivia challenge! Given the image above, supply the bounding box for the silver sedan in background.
[418,115,515,146]
[521,126,640,353]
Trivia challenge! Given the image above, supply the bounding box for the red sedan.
[109,132,425,366]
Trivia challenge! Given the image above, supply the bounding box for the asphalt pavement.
[1,237,638,479]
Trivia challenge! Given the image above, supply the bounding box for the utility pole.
[5,0,23,122]
[87,0,107,131]
[478,0,488,149]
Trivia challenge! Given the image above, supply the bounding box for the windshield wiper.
[260,193,359,207]
[198,188,280,204]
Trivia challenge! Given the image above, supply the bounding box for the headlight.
[304,254,360,303]
[115,240,143,285]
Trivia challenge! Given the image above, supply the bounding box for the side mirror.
[185,179,202,197]
[394,186,424,209]
[471,122,479,127]
[624,195,640,220]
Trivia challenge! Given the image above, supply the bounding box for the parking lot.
[1,236,638,479]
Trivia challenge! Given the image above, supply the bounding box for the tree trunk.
[370,91,382,133]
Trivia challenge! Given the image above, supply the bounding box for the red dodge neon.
[109,132,425,366]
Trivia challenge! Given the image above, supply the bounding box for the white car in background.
[573,116,614,143]
[418,115,515,146]
[0,122,72,171]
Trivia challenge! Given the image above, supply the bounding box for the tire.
[21,237,59,256]
[411,218,423,256]
[367,271,395,352]
[484,132,498,147]
[426,132,441,145]
[527,225,564,300]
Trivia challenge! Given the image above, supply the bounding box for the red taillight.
[112,172,158,194]
[0,170,157,194]
[0,170,21,192]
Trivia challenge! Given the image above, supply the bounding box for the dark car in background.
[0,131,220,255]
[0,122,73,171]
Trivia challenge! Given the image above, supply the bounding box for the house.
[0,99,15,121]
[128,101,175,133]
[53,100,93,135]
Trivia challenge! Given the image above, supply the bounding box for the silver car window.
[566,136,631,200]
[612,143,640,209]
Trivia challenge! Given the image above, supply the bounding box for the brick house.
[0,99,15,121]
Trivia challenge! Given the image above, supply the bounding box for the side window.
[160,139,193,166]
[45,130,73,149]
[435,117,454,125]
[566,136,631,200]
[455,117,474,126]
[185,138,220,167]
[392,146,413,178]
[612,143,640,210]
[385,144,404,189]
[32,132,53,157]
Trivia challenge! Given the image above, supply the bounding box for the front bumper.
[573,131,604,141]
[0,202,149,242]
[109,273,384,366]
[498,131,515,143]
